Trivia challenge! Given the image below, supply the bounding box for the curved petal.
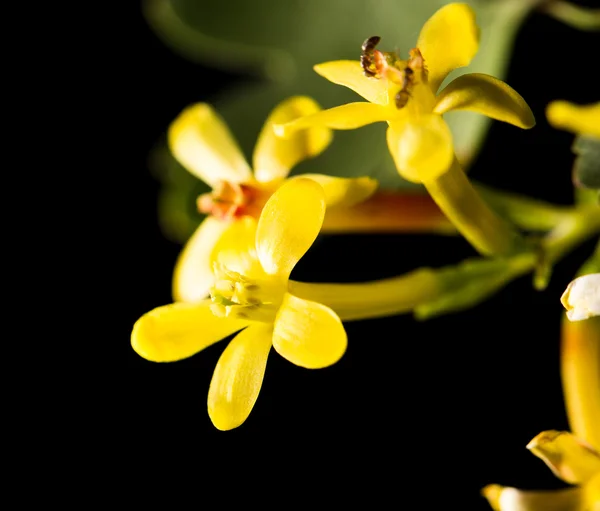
[252,96,333,183]
[272,293,347,369]
[417,3,480,94]
[313,60,390,105]
[299,174,378,208]
[546,101,600,138]
[173,217,230,303]
[212,216,262,277]
[256,178,325,279]
[207,323,273,431]
[273,103,391,138]
[482,484,581,511]
[131,301,249,362]
[386,116,454,183]
[168,103,252,187]
[527,430,600,485]
[561,274,600,321]
[434,73,535,129]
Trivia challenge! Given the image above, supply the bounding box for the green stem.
[291,206,600,322]
[544,205,600,263]
[423,158,529,256]
[476,184,572,231]
[539,0,600,31]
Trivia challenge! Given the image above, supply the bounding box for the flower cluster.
[133,12,600,500]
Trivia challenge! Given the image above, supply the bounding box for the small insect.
[395,67,413,109]
[394,48,425,109]
[360,36,381,77]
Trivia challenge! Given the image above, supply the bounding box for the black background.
[130,2,599,504]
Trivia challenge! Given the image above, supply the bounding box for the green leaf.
[149,141,211,243]
[143,0,544,241]
[572,135,600,191]
[145,0,542,172]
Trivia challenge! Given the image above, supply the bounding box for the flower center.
[197,181,251,219]
[198,180,279,221]
[209,262,286,323]
[360,36,431,113]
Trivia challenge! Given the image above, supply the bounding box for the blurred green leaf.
[572,135,600,191]
[149,141,210,242]
[146,0,541,170]
[144,0,543,241]
[538,1,600,32]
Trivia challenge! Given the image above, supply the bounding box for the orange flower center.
[198,181,274,220]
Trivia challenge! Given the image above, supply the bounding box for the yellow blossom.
[275,3,535,184]
[483,431,600,511]
[547,101,600,139]
[131,178,348,431]
[169,96,378,303]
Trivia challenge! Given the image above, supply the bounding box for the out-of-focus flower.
[170,96,377,302]
[131,179,347,430]
[275,3,534,183]
[561,274,600,321]
[546,101,600,139]
[483,431,600,511]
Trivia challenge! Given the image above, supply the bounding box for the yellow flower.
[561,274,600,321]
[483,431,600,511]
[169,96,377,303]
[131,178,348,431]
[275,3,535,183]
[547,101,600,139]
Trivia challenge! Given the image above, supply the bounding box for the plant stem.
[292,206,600,322]
[423,158,529,256]
[289,269,441,321]
[539,0,600,31]
[476,184,572,232]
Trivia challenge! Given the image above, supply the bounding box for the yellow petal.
[172,217,230,303]
[131,301,249,362]
[527,430,600,485]
[546,101,600,138]
[434,73,535,129]
[561,274,600,321]
[417,3,480,93]
[256,177,325,279]
[252,96,333,183]
[313,60,390,105]
[299,174,378,208]
[274,103,391,138]
[386,116,454,183]
[212,216,262,277]
[272,293,347,369]
[482,484,581,511]
[168,103,252,187]
[207,323,273,431]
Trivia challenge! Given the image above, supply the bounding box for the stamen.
[359,37,429,110]
[209,263,286,322]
